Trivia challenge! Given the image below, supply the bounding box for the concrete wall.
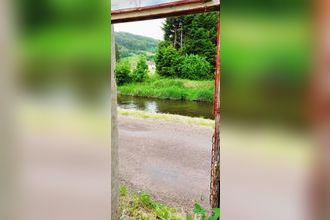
[111,25,119,220]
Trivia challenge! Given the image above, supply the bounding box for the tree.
[183,27,216,68]
[180,55,213,80]
[115,60,131,85]
[163,17,184,49]
[162,12,218,67]
[155,43,183,78]
[132,56,148,82]
[115,43,120,61]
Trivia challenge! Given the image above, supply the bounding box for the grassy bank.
[118,108,214,129]
[118,77,214,102]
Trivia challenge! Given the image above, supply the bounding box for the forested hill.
[115,32,160,58]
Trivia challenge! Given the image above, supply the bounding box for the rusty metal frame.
[111,0,220,23]
[111,0,221,211]
[309,0,330,219]
[112,0,202,14]
[210,15,220,209]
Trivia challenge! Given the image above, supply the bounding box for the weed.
[119,185,220,220]
[187,203,220,220]
[119,185,182,220]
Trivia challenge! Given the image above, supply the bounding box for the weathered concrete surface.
[19,125,110,220]
[19,111,311,220]
[118,116,312,220]
[118,116,213,210]
[111,24,119,220]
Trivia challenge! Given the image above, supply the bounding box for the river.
[118,95,214,119]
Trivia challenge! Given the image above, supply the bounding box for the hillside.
[115,32,160,59]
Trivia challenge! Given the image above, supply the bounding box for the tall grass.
[118,77,214,102]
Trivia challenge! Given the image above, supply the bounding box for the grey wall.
[111,25,119,220]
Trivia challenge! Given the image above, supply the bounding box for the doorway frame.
[111,1,220,218]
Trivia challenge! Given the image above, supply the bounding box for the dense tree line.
[156,12,218,80]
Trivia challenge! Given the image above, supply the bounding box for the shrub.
[180,55,213,80]
[115,60,131,85]
[132,56,148,82]
[155,42,183,78]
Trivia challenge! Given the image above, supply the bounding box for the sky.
[112,0,175,11]
[114,19,165,40]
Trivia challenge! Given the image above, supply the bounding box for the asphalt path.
[118,116,213,211]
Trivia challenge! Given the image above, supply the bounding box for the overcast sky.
[114,18,165,40]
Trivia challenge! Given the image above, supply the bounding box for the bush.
[180,55,213,80]
[155,42,183,78]
[132,56,148,82]
[194,89,214,102]
[115,60,131,85]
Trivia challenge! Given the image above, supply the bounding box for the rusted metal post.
[111,25,119,220]
[210,14,220,209]
[310,0,330,219]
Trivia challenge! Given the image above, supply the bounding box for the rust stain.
[210,15,220,209]
[111,0,219,24]
[111,0,203,15]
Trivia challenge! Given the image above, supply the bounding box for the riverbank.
[118,77,214,102]
[118,108,214,128]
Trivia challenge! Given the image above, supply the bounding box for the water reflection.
[118,95,214,119]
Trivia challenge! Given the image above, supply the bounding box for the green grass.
[118,77,214,102]
[119,185,221,220]
[119,185,183,220]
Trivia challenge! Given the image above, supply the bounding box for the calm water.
[118,95,214,119]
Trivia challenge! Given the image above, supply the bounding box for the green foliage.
[119,185,221,220]
[115,43,120,61]
[119,185,181,220]
[115,60,131,86]
[163,12,218,67]
[193,203,206,217]
[119,185,128,197]
[156,43,183,78]
[156,13,217,80]
[180,55,213,80]
[118,77,214,102]
[132,56,149,82]
[186,203,220,220]
[163,17,184,49]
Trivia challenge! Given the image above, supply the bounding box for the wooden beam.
[111,0,220,24]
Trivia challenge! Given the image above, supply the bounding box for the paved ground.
[118,116,312,219]
[118,116,213,210]
[19,111,312,220]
